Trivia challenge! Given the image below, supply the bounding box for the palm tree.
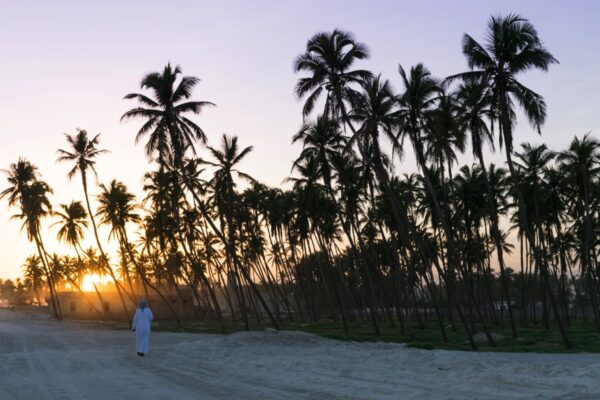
[397,64,497,347]
[52,200,107,318]
[96,179,183,325]
[53,201,88,250]
[514,143,557,326]
[292,115,346,190]
[557,134,600,330]
[292,116,373,332]
[22,255,44,305]
[203,134,279,328]
[449,15,570,347]
[455,79,518,337]
[121,63,214,166]
[289,153,353,329]
[1,159,61,318]
[56,129,132,323]
[423,89,465,182]
[294,29,372,118]
[123,65,261,330]
[294,31,474,347]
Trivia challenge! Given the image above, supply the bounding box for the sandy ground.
[1,311,600,399]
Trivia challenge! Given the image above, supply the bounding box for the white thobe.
[132,307,153,354]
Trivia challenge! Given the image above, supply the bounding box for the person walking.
[132,299,153,356]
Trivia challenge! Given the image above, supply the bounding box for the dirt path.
[1,310,599,399]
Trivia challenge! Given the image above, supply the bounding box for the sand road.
[1,310,600,399]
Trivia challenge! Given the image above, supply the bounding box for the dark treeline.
[2,15,597,350]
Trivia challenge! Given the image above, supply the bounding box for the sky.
[1,0,599,279]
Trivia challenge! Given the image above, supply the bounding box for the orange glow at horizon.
[81,274,113,292]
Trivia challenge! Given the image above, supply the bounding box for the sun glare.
[81,274,112,292]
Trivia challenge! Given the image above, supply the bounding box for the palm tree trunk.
[411,136,496,347]
[503,145,573,348]
[34,234,61,319]
[81,174,132,324]
[182,174,280,329]
[121,228,184,328]
[477,152,518,337]
[355,135,477,349]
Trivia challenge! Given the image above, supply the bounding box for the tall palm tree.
[1,159,61,318]
[56,129,132,322]
[121,63,214,166]
[96,179,183,325]
[449,15,569,347]
[396,64,496,346]
[203,135,279,328]
[294,31,475,347]
[123,65,263,330]
[455,79,518,337]
[349,75,461,342]
[291,116,370,332]
[557,134,600,330]
[52,200,107,318]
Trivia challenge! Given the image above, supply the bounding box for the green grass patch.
[81,317,600,353]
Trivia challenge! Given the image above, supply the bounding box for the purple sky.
[1,1,599,278]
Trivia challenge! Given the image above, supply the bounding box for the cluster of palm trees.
[3,14,598,350]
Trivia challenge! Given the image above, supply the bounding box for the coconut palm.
[344,71,473,345]
[449,15,570,347]
[1,159,61,318]
[292,115,346,190]
[22,255,44,305]
[121,63,214,166]
[557,134,600,330]
[53,201,88,250]
[123,66,262,330]
[454,80,519,336]
[96,179,182,325]
[57,129,132,322]
[52,200,107,318]
[294,29,372,118]
[398,63,500,347]
[292,112,385,332]
[203,134,280,329]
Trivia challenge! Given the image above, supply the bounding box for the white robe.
[132,307,153,354]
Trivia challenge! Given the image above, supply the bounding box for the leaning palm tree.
[1,159,61,318]
[203,135,280,329]
[293,115,375,333]
[56,129,132,323]
[455,79,518,337]
[557,134,600,330]
[123,65,263,330]
[96,179,182,326]
[350,75,457,343]
[52,200,106,318]
[448,15,570,347]
[395,66,490,345]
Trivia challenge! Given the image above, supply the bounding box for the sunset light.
[1,1,600,399]
[80,274,112,292]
